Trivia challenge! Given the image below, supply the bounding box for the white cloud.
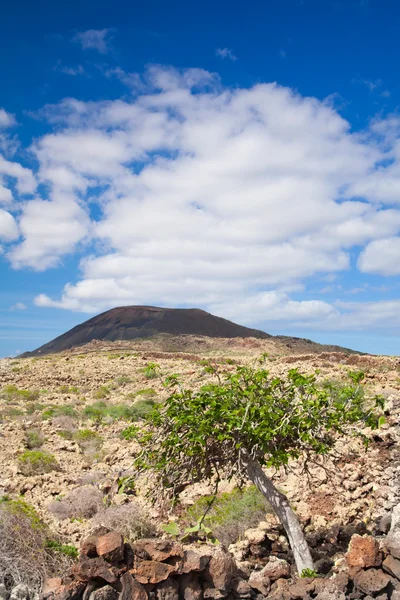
[73,28,114,54]
[54,62,86,76]
[1,65,400,334]
[358,237,400,275]
[8,196,90,270]
[216,48,237,61]
[0,109,16,129]
[0,209,18,241]
[10,302,27,311]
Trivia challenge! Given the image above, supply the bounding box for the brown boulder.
[259,557,290,581]
[288,578,316,599]
[96,532,125,564]
[132,540,184,562]
[180,550,211,574]
[345,535,381,569]
[52,582,87,600]
[353,569,391,595]
[248,571,271,596]
[88,586,118,600]
[155,579,179,600]
[80,537,98,559]
[383,555,400,580]
[231,579,252,598]
[120,573,148,600]
[204,549,237,592]
[179,573,203,600]
[131,561,175,585]
[71,557,118,584]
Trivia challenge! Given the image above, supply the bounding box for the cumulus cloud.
[73,28,114,54]
[216,48,237,61]
[0,109,16,129]
[358,237,400,276]
[1,65,400,334]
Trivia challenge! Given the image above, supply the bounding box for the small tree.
[126,364,384,575]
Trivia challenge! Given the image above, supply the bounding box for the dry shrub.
[0,499,74,593]
[48,486,104,520]
[52,415,78,432]
[78,471,107,486]
[92,502,156,543]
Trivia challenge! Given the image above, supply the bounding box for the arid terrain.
[1,333,400,552]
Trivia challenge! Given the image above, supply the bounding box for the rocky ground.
[0,335,400,549]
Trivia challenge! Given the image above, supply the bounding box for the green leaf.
[161,522,180,536]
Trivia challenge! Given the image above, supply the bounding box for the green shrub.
[59,386,79,394]
[0,407,24,419]
[1,386,39,403]
[142,362,159,379]
[45,540,78,560]
[73,429,103,454]
[26,402,45,415]
[25,429,45,449]
[184,486,272,546]
[42,405,78,420]
[127,388,157,399]
[93,386,110,399]
[115,376,132,386]
[17,450,59,476]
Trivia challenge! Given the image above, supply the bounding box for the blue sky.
[1,0,400,357]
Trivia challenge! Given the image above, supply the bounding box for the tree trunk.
[239,449,314,575]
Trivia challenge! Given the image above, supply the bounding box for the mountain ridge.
[21,305,359,357]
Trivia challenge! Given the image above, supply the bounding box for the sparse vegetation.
[42,405,78,420]
[92,502,156,543]
[0,497,75,593]
[73,429,104,457]
[17,450,59,476]
[0,385,39,403]
[184,486,272,546]
[93,386,111,399]
[48,486,104,520]
[24,428,45,449]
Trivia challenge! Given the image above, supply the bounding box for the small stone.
[243,528,265,545]
[288,578,315,599]
[96,532,124,563]
[179,573,203,600]
[0,585,9,600]
[379,514,392,534]
[353,569,391,595]
[248,571,271,596]
[231,579,251,598]
[345,534,381,568]
[258,557,290,581]
[89,586,118,600]
[120,573,148,600]
[131,561,175,585]
[202,586,224,600]
[383,555,400,579]
[10,585,30,600]
[155,579,179,600]
[387,527,400,559]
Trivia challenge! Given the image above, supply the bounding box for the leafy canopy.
[127,364,384,494]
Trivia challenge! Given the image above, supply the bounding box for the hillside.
[21,305,358,357]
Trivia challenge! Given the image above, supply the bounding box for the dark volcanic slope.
[24,306,272,356]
